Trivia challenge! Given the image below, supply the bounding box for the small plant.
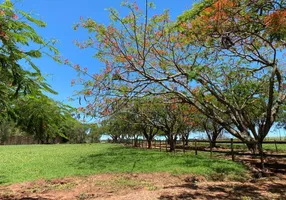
[76,193,93,200]
[241,196,252,200]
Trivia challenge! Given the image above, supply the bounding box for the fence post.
[183,138,185,154]
[231,138,235,161]
[210,142,213,158]
[195,139,198,156]
[160,140,162,152]
[165,139,168,152]
[275,140,278,153]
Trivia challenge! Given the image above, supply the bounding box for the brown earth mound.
[0,172,285,200]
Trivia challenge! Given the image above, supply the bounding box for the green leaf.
[41,83,58,95]
[27,60,41,74]
[18,10,46,27]
[25,50,42,58]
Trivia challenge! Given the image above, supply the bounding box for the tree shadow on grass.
[0,175,8,184]
[159,181,286,200]
[71,145,246,179]
[182,158,246,179]
[267,182,286,198]
[72,146,166,172]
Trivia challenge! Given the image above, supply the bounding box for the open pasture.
[1,143,286,200]
[0,143,246,185]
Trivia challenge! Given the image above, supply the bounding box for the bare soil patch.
[0,172,285,200]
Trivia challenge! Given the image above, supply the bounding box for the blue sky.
[16,0,194,108]
[14,0,286,139]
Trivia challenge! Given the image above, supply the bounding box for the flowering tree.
[153,101,197,151]
[126,98,161,149]
[73,0,286,167]
[101,111,136,143]
[100,96,197,150]
[131,97,197,150]
[177,0,286,166]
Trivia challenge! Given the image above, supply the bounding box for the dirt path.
[0,172,286,200]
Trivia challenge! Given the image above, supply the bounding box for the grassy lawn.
[0,143,247,184]
[263,143,286,152]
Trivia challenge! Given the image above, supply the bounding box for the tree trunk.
[206,131,219,149]
[185,139,188,146]
[134,137,138,147]
[142,128,155,149]
[147,140,152,149]
[257,141,265,171]
[45,134,50,144]
[112,136,118,143]
[182,133,189,146]
[169,139,175,152]
[210,140,216,148]
[245,141,257,154]
[168,135,176,152]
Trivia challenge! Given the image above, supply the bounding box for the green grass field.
[0,143,247,185]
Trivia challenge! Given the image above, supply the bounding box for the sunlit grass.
[0,143,247,184]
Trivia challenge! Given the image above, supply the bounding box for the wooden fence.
[1,136,62,145]
[2,136,37,145]
[120,139,286,161]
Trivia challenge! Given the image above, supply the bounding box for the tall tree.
[73,0,286,168]
[177,0,286,166]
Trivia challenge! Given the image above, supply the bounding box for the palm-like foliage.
[0,0,58,116]
[14,95,71,143]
